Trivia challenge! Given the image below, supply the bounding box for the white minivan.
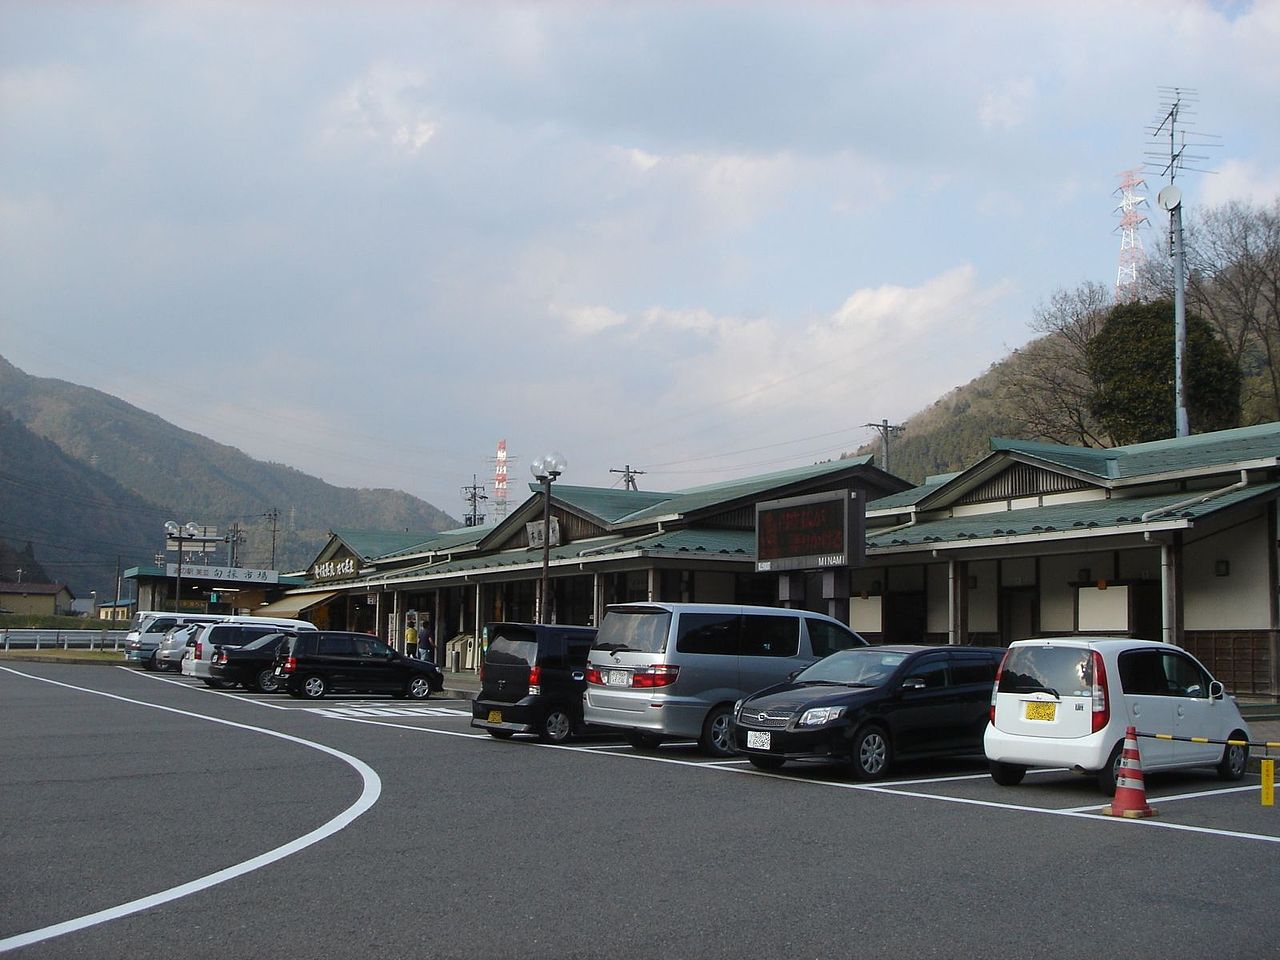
[583,602,867,757]
[984,637,1251,794]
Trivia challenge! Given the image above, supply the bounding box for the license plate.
[607,670,629,686]
[487,710,503,723]
[746,731,771,750]
[1025,701,1057,721]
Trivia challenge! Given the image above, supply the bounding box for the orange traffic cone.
[1102,725,1157,818]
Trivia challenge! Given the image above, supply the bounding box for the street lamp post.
[164,521,205,613]
[530,452,567,625]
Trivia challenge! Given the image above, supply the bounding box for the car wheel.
[301,674,327,700]
[850,725,892,781]
[699,705,735,757]
[624,732,662,751]
[1096,740,1125,796]
[988,760,1027,786]
[407,676,432,700]
[539,709,573,744]
[143,653,158,672]
[1217,730,1249,781]
[487,729,515,740]
[254,669,280,694]
[748,756,785,771]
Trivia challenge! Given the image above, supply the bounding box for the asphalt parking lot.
[2,661,1278,959]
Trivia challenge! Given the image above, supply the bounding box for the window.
[318,636,356,656]
[905,657,949,689]
[740,615,799,658]
[998,646,1095,698]
[1162,653,1209,698]
[1119,650,1169,696]
[675,613,740,656]
[806,618,866,657]
[594,610,671,654]
[489,627,539,666]
[950,654,999,686]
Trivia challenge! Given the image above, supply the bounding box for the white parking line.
[116,666,291,710]
[1059,782,1261,813]
[0,666,383,955]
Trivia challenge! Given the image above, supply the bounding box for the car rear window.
[594,610,672,655]
[998,646,1094,697]
[488,630,538,666]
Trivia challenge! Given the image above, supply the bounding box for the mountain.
[0,356,458,595]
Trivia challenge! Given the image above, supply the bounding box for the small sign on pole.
[1263,759,1275,807]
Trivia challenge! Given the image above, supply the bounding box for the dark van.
[470,623,598,743]
[274,631,444,700]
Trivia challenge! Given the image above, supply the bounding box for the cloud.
[979,78,1037,131]
[323,63,438,156]
[1201,158,1280,207]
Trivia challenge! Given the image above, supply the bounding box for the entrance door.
[1000,588,1037,645]
[883,592,926,645]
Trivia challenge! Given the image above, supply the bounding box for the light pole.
[530,452,567,624]
[164,521,207,612]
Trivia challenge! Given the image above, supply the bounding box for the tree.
[1086,299,1240,445]
[1002,281,1115,446]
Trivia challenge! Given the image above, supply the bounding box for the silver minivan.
[583,602,867,756]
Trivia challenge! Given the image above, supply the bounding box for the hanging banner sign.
[166,564,279,583]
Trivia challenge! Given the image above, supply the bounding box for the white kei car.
[984,637,1251,794]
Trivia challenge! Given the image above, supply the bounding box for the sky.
[4,0,1280,523]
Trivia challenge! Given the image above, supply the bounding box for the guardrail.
[1,629,129,651]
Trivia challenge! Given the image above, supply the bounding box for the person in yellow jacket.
[404,622,419,658]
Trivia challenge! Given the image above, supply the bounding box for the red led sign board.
[755,490,865,572]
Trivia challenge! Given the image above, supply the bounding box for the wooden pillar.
[949,559,969,646]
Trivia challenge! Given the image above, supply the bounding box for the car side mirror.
[787,670,800,681]
[901,677,927,691]
[1209,679,1225,701]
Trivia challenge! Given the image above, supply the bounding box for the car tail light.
[213,651,226,665]
[281,656,297,675]
[631,665,679,688]
[585,666,604,685]
[528,664,541,695]
[1090,650,1109,733]
[990,652,1009,724]
[194,641,203,660]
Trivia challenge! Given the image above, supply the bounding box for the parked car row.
[471,603,1253,795]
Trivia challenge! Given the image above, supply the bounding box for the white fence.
[1,629,129,651]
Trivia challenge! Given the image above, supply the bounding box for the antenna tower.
[488,439,518,522]
[1113,168,1149,302]
[461,475,488,527]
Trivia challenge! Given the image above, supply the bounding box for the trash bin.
[449,649,461,673]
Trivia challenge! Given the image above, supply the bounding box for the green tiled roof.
[377,524,494,560]
[580,528,756,557]
[544,485,674,522]
[618,457,877,524]
[869,482,1280,549]
[870,476,952,511]
[989,439,1118,478]
[332,529,436,561]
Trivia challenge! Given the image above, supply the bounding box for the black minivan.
[470,622,598,743]
[732,645,1005,779]
[274,631,444,700]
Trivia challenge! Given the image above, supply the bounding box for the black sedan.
[210,632,293,692]
[731,644,1004,780]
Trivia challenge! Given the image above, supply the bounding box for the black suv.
[274,631,444,700]
[731,645,1005,779]
[470,622,598,742]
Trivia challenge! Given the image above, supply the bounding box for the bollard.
[61,631,68,650]
[2,629,8,651]
[1264,760,1275,807]
[35,634,41,651]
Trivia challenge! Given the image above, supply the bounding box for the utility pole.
[266,508,279,568]
[864,420,904,473]
[609,465,646,491]
[461,475,488,527]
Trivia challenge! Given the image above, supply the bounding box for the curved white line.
[0,666,382,954]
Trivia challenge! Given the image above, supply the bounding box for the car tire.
[487,729,515,740]
[1217,730,1249,781]
[301,674,327,700]
[699,705,735,758]
[143,653,158,672]
[1096,740,1125,795]
[850,725,892,781]
[988,760,1027,786]
[406,677,432,700]
[748,756,785,771]
[254,669,280,694]
[624,732,662,751]
[539,708,573,744]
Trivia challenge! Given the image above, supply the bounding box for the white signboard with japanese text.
[166,564,279,584]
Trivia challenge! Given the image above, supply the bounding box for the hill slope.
[0,356,457,590]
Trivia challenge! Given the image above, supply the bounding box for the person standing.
[404,620,419,658]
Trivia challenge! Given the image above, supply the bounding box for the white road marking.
[1059,782,1262,813]
[0,666,383,954]
[117,666,292,709]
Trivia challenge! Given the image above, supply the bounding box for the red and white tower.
[492,439,510,522]
[1114,168,1150,302]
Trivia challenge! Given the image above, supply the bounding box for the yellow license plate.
[1024,701,1056,722]
[487,710,502,723]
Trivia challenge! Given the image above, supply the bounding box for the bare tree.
[1003,281,1115,447]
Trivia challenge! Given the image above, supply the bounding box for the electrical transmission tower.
[461,475,488,527]
[609,464,645,491]
[1113,168,1149,301]
[864,420,904,473]
[488,439,517,522]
